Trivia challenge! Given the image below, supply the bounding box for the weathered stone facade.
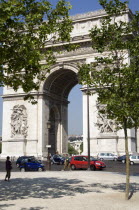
[1,9,138,158]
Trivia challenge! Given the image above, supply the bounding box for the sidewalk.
[0,171,139,210]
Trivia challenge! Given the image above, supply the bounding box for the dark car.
[20,158,45,172]
[50,154,65,165]
[16,156,34,167]
[70,155,106,170]
[117,155,126,163]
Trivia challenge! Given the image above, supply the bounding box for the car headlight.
[95,163,101,165]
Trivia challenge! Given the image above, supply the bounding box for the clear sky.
[0,0,139,136]
[67,0,139,136]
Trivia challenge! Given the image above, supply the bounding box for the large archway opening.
[43,68,78,98]
[43,66,80,154]
[68,84,83,136]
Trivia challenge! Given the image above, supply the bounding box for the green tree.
[68,143,78,155]
[79,0,139,200]
[80,142,83,153]
[0,0,73,101]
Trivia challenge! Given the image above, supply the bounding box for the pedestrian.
[5,156,12,181]
[47,153,51,171]
[63,154,70,171]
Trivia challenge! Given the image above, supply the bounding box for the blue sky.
[0,0,139,136]
[67,0,139,135]
[50,0,139,15]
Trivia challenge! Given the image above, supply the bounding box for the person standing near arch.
[5,156,12,181]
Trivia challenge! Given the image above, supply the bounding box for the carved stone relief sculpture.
[11,105,28,138]
[96,104,117,134]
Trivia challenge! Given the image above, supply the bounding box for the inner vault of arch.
[43,68,78,155]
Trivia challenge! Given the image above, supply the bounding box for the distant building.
[68,135,83,142]
[68,135,83,154]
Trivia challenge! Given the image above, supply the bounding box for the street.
[0,160,139,175]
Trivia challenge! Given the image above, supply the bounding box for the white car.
[97,152,118,161]
[130,155,139,165]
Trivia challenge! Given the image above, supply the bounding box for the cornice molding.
[71,8,132,22]
[71,9,106,22]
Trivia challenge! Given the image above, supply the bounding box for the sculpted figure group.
[11,105,28,138]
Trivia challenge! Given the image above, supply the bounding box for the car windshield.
[81,156,97,161]
[31,158,41,163]
[90,156,98,161]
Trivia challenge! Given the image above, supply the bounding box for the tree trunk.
[123,118,130,200]
[135,126,137,152]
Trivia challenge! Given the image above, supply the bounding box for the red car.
[70,155,106,171]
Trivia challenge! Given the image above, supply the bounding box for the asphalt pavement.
[0,160,139,175]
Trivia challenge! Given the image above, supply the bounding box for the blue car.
[50,155,65,165]
[20,158,45,172]
[16,156,34,167]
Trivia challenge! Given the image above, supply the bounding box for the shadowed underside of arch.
[43,69,78,99]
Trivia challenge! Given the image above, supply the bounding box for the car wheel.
[100,158,103,161]
[60,161,63,165]
[90,165,96,171]
[71,164,76,170]
[122,160,125,164]
[20,168,25,172]
[16,163,20,168]
[38,167,43,172]
[114,158,117,161]
[130,161,134,165]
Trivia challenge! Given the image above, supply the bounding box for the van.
[130,155,139,165]
[97,152,117,161]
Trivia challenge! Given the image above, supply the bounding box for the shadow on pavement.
[0,176,139,202]
[0,177,91,201]
[90,182,139,200]
[21,207,45,210]
[0,204,15,210]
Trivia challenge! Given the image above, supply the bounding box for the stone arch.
[40,63,79,97]
[2,9,136,158]
[42,63,80,155]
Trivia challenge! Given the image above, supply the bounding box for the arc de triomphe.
[1,9,139,158]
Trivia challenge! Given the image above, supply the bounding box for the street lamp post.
[87,85,90,170]
[46,145,51,171]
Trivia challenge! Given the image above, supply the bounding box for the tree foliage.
[79,0,139,200]
[80,142,83,153]
[68,143,78,155]
[0,0,73,99]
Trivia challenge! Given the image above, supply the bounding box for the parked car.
[16,156,35,167]
[20,158,45,172]
[130,155,139,165]
[70,155,106,170]
[117,155,126,163]
[50,154,65,165]
[97,153,118,161]
[117,154,134,164]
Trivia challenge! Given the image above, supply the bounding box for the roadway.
[0,160,139,176]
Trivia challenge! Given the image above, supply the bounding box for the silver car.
[97,152,118,161]
[130,155,139,165]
